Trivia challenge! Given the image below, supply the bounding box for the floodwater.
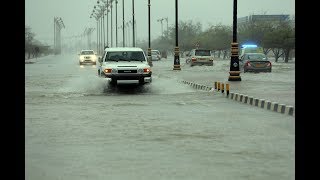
[25,54,294,180]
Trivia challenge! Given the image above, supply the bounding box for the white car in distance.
[78,50,98,65]
[151,50,161,61]
[97,47,152,86]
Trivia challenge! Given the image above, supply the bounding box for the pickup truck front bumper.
[102,72,152,83]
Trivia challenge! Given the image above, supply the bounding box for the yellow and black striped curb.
[181,80,295,117]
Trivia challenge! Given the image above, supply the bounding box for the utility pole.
[132,0,135,47]
[157,18,164,37]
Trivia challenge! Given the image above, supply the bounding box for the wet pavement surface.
[25,54,295,180]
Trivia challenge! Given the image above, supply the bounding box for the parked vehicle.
[151,50,161,61]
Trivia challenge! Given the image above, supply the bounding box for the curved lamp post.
[110,0,113,47]
[157,18,164,37]
[228,0,241,81]
[84,27,95,49]
[90,13,100,54]
[118,25,123,46]
[164,17,168,36]
[93,6,105,52]
[54,17,65,55]
[126,21,131,46]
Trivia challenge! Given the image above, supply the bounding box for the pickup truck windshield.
[106,51,145,61]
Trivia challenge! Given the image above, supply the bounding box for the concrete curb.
[181,80,295,117]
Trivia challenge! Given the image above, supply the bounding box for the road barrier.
[181,80,294,116]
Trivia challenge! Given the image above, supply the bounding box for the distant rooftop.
[238,14,290,25]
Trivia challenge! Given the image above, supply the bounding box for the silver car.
[151,50,161,61]
[239,53,272,73]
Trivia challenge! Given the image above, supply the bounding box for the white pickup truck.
[97,47,152,86]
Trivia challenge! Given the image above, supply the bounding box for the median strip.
[181,80,295,116]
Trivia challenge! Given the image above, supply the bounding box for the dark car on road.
[239,53,272,73]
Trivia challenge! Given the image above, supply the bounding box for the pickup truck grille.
[118,70,137,73]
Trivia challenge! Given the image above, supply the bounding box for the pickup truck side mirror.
[98,57,102,63]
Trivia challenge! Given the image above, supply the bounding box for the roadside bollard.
[221,83,224,93]
[217,82,220,91]
[214,82,217,90]
[226,83,230,96]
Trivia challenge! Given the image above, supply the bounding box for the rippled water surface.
[26,54,294,180]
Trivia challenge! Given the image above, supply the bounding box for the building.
[238,14,291,28]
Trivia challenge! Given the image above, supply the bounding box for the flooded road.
[26,54,294,180]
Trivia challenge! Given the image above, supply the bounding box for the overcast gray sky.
[25,0,295,45]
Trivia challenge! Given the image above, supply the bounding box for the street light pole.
[132,0,135,47]
[147,0,152,67]
[54,17,56,54]
[157,18,164,37]
[54,17,65,55]
[122,0,125,47]
[102,10,105,48]
[98,17,101,54]
[173,0,181,70]
[110,0,113,47]
[118,25,122,45]
[101,12,103,51]
[135,20,137,46]
[228,0,241,81]
[94,5,104,52]
[107,8,109,47]
[115,0,118,47]
[165,17,168,36]
[90,12,100,53]
[127,21,131,46]
[96,21,98,52]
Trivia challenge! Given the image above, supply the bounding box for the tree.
[238,21,274,55]
[25,26,35,59]
[199,24,232,59]
[262,21,295,62]
[166,20,202,54]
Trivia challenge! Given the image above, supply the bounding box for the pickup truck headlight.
[104,68,112,73]
[143,68,151,73]
[104,68,117,74]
